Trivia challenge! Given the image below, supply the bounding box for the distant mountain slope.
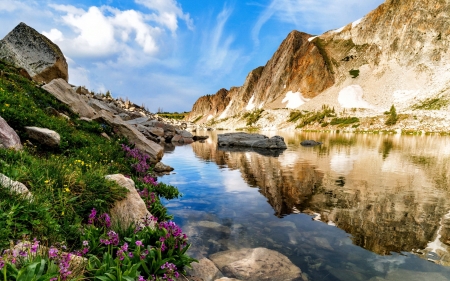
[187,0,450,125]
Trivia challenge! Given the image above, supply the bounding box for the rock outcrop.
[0,22,68,83]
[0,115,22,150]
[105,174,152,229]
[42,79,96,118]
[217,133,287,149]
[209,248,304,281]
[24,126,60,147]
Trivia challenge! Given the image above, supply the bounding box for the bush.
[349,69,360,78]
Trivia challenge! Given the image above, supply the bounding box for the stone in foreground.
[0,173,31,198]
[185,258,223,281]
[209,247,303,281]
[0,22,68,83]
[218,132,287,149]
[106,174,152,229]
[25,126,60,147]
[0,115,22,150]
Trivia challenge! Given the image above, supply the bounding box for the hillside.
[187,0,450,133]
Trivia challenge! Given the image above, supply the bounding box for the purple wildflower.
[88,208,97,224]
[31,238,39,253]
[48,247,58,259]
[135,240,143,247]
[99,213,112,228]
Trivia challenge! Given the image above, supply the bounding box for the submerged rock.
[218,132,287,149]
[300,140,322,146]
[186,258,223,281]
[209,247,304,281]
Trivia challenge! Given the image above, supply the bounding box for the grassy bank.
[0,60,195,280]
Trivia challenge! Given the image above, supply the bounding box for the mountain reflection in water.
[160,131,450,280]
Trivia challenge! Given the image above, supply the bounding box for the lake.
[159,131,450,281]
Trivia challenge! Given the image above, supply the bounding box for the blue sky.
[0,0,384,112]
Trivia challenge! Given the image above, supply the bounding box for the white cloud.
[42,28,64,42]
[252,0,383,46]
[136,0,193,32]
[0,0,21,12]
[197,7,242,76]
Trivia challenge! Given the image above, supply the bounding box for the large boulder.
[0,22,68,83]
[0,115,22,150]
[42,79,96,118]
[88,99,118,114]
[24,126,60,147]
[186,258,223,281]
[93,111,163,163]
[217,133,287,149]
[105,174,152,229]
[209,248,303,281]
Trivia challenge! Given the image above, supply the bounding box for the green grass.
[330,117,360,125]
[157,112,188,120]
[412,97,449,110]
[243,109,264,126]
[192,115,203,123]
[295,105,335,128]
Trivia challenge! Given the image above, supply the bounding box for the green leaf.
[104,273,117,281]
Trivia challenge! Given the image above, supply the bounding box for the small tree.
[385,104,398,126]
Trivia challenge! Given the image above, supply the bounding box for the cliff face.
[0,22,68,83]
[188,0,450,124]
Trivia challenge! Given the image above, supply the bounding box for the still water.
[159,131,450,280]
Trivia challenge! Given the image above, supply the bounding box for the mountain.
[187,0,450,130]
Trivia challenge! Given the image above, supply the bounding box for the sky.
[0,0,384,113]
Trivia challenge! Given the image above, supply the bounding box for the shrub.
[349,69,360,78]
[243,109,264,126]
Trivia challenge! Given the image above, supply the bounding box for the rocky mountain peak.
[0,22,68,83]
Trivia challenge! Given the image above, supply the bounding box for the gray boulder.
[24,126,60,147]
[0,115,22,150]
[154,162,174,173]
[93,110,163,163]
[88,99,118,114]
[42,79,96,118]
[106,174,153,229]
[218,133,287,149]
[300,140,322,146]
[0,22,68,83]
[209,247,303,281]
[0,173,31,198]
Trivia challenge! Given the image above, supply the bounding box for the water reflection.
[160,131,450,280]
[190,132,450,260]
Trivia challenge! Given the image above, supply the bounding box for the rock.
[186,258,223,281]
[171,134,182,143]
[24,126,60,147]
[126,117,150,126]
[0,173,31,198]
[105,174,152,229]
[177,129,194,138]
[0,22,68,83]
[146,126,165,137]
[118,113,131,121]
[88,99,118,114]
[209,248,303,281]
[42,79,96,118]
[93,110,163,163]
[154,162,174,173]
[193,136,209,141]
[300,140,322,146]
[217,133,287,149]
[0,115,22,150]
[215,278,240,281]
[75,86,90,96]
[101,132,110,140]
[79,117,92,122]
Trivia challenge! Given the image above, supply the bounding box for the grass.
[294,105,336,128]
[412,97,449,110]
[0,59,194,279]
[349,69,360,78]
[243,109,264,126]
[157,112,189,120]
[192,115,203,123]
[330,117,360,126]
